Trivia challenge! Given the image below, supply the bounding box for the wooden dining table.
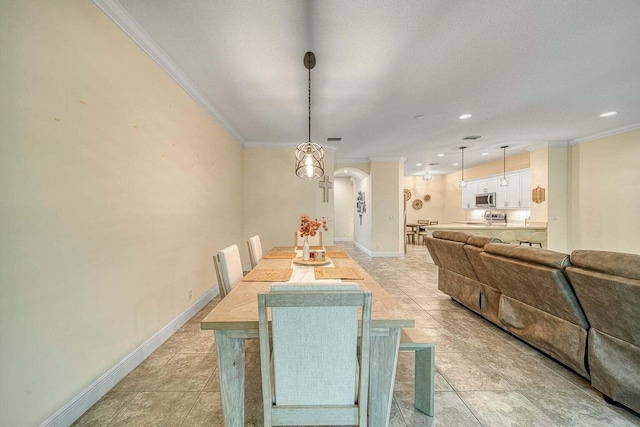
[201,246,415,427]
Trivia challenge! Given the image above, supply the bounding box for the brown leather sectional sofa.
[425,230,640,413]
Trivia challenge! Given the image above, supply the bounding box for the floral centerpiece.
[298,215,328,260]
[299,215,328,238]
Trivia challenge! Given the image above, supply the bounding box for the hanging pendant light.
[458,146,467,188]
[500,145,509,187]
[295,52,325,180]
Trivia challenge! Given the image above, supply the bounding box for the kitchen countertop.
[427,222,547,230]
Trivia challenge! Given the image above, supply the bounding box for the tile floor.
[73,242,640,426]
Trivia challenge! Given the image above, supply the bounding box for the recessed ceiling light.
[437,153,445,157]
[453,162,459,166]
[343,170,348,173]
[599,111,617,117]
[481,152,489,156]
[459,114,472,120]
[416,163,422,166]
[413,115,425,120]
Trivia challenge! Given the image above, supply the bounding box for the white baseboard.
[40,288,217,427]
[354,241,372,256]
[353,241,403,257]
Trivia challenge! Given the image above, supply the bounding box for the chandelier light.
[295,52,325,180]
[458,146,467,188]
[500,145,509,187]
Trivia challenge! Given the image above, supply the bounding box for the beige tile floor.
[73,242,640,427]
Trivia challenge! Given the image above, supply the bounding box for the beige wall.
[0,1,242,425]
[333,177,355,240]
[568,129,640,253]
[403,175,446,224]
[547,145,569,252]
[370,161,404,255]
[242,147,335,257]
[529,146,550,222]
[354,176,372,250]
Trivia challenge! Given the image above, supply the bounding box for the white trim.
[573,123,640,143]
[243,141,338,152]
[548,140,570,147]
[40,288,217,427]
[354,241,372,256]
[91,0,244,144]
[336,158,370,165]
[369,156,406,162]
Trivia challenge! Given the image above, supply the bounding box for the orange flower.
[298,215,328,238]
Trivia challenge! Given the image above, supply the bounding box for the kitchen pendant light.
[295,52,325,180]
[458,146,467,188]
[500,145,509,187]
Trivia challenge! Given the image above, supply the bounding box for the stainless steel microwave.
[475,193,496,207]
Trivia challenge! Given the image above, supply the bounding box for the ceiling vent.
[428,163,439,166]
[327,137,342,142]
[462,135,482,140]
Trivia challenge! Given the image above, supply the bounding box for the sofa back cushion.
[428,232,478,280]
[481,244,588,328]
[566,250,640,346]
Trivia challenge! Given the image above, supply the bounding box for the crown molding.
[368,156,407,162]
[335,158,370,164]
[91,0,244,144]
[243,141,338,152]
[573,123,640,143]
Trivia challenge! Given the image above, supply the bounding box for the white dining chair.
[247,235,263,269]
[518,231,546,247]
[498,230,516,244]
[216,244,244,298]
[293,231,323,247]
[257,283,372,426]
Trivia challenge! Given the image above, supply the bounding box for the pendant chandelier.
[295,52,325,180]
[458,146,467,188]
[500,145,509,186]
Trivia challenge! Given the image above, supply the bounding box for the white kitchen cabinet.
[461,169,530,209]
[520,171,531,208]
[461,180,479,209]
[495,169,530,209]
[476,177,499,194]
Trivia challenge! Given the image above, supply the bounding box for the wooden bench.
[400,328,435,416]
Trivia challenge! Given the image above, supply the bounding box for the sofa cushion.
[467,235,499,248]
[484,243,571,270]
[432,230,472,243]
[570,250,640,281]
[480,247,588,328]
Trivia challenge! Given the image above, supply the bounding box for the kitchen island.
[424,222,547,242]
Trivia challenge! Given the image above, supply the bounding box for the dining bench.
[400,327,435,416]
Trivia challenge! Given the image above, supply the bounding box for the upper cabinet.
[464,169,531,209]
[461,180,479,209]
[476,177,499,194]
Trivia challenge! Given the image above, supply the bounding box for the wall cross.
[318,175,333,203]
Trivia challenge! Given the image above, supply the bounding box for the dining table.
[201,245,415,427]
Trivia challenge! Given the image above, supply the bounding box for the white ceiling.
[103,0,640,176]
